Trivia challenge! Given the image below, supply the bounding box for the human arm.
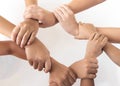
[24,0,106,28]
[0,16,51,72]
[67,0,106,13]
[103,42,120,66]
[11,0,39,47]
[80,33,107,86]
[54,5,120,43]
[76,24,120,66]
[25,0,38,7]
[0,40,76,86]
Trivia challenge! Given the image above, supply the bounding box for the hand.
[85,33,108,58]
[11,19,39,48]
[75,23,97,40]
[49,58,76,86]
[24,5,57,28]
[25,38,51,73]
[70,58,98,79]
[53,5,79,36]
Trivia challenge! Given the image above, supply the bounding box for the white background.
[0,0,120,86]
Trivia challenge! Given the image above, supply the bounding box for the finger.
[63,79,70,86]
[28,60,33,66]
[49,82,58,86]
[58,81,65,86]
[24,11,41,21]
[89,58,98,64]
[44,59,52,73]
[68,70,76,81]
[102,37,108,46]
[62,5,73,14]
[88,69,98,74]
[98,34,105,42]
[16,25,27,46]
[38,61,44,71]
[55,8,65,20]
[27,31,37,45]
[58,6,69,17]
[21,30,32,48]
[11,25,20,42]
[33,60,39,69]
[67,74,75,85]
[89,63,99,68]
[89,32,97,40]
[53,9,63,22]
[88,74,96,79]
[93,33,101,40]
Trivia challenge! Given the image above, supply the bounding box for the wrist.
[9,41,16,55]
[84,53,96,58]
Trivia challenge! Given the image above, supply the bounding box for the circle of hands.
[10,5,108,86]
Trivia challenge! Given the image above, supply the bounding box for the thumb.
[49,82,58,86]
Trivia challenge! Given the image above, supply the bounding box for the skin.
[0,16,51,72]
[53,5,120,67]
[11,0,39,48]
[22,0,106,44]
[0,16,98,86]
[24,0,106,26]
[70,33,108,86]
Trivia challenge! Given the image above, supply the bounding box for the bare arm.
[0,16,51,72]
[74,23,120,43]
[24,0,106,28]
[81,79,94,86]
[103,42,120,66]
[0,16,14,37]
[25,0,38,7]
[96,27,120,43]
[67,0,105,13]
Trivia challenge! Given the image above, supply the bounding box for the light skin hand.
[24,5,57,28]
[53,5,79,36]
[85,33,108,58]
[75,23,97,40]
[70,58,98,79]
[11,18,39,48]
[49,58,76,86]
[25,38,51,73]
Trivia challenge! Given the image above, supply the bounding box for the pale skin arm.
[77,25,120,66]
[54,5,120,67]
[68,0,106,13]
[24,0,106,27]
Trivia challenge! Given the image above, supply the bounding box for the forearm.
[67,0,105,13]
[25,0,38,7]
[0,41,12,55]
[80,79,94,86]
[0,40,26,60]
[96,27,120,43]
[0,16,14,37]
[103,42,120,66]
